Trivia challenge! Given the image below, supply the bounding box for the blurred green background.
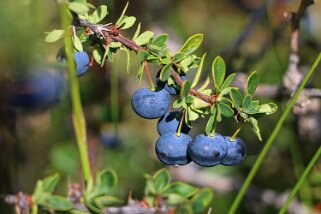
[1,0,321,213]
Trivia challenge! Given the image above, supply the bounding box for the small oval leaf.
[191,53,207,88]
[246,71,259,95]
[45,30,65,43]
[160,64,172,82]
[180,80,191,98]
[212,56,226,89]
[179,34,204,56]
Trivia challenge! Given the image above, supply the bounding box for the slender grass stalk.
[228,52,321,214]
[290,140,313,206]
[279,145,321,213]
[111,55,119,134]
[59,3,92,185]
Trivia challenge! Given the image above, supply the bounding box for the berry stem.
[230,123,244,141]
[176,110,186,137]
[144,61,155,91]
[210,106,219,137]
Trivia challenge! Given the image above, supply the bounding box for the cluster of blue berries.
[131,76,246,167]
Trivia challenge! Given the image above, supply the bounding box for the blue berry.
[156,71,188,95]
[12,70,65,111]
[157,111,190,135]
[188,134,227,167]
[100,131,120,148]
[221,137,246,166]
[155,133,192,166]
[73,51,90,77]
[131,88,170,119]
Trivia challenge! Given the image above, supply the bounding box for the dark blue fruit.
[156,71,188,95]
[157,111,190,135]
[131,88,170,119]
[188,134,227,167]
[100,131,120,148]
[155,133,192,166]
[221,137,246,166]
[73,51,90,77]
[12,70,65,111]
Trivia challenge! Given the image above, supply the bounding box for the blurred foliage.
[1,0,321,213]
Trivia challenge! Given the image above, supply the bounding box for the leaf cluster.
[144,168,213,214]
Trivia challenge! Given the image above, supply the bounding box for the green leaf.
[32,180,44,201]
[68,2,90,15]
[43,195,73,211]
[257,103,278,115]
[198,77,210,91]
[132,23,141,40]
[191,188,213,214]
[93,47,103,64]
[88,5,108,23]
[180,56,194,72]
[137,50,149,62]
[115,2,129,25]
[145,195,156,207]
[192,97,210,109]
[96,169,117,192]
[72,34,83,52]
[191,53,206,88]
[219,102,234,117]
[152,34,168,47]
[220,73,236,91]
[220,86,237,96]
[160,63,172,82]
[134,31,154,46]
[212,56,226,89]
[173,98,184,109]
[205,112,216,135]
[246,71,259,95]
[185,95,194,104]
[229,88,243,109]
[179,34,204,55]
[173,52,184,63]
[247,100,259,109]
[125,49,131,73]
[45,30,64,43]
[136,63,144,84]
[153,168,170,194]
[165,182,198,198]
[148,45,166,56]
[180,80,191,98]
[177,204,193,214]
[94,196,123,209]
[248,117,262,141]
[167,193,186,206]
[118,16,136,29]
[42,174,60,194]
[187,107,199,121]
[242,94,252,109]
[101,45,110,66]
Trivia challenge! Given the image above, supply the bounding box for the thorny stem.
[77,18,217,105]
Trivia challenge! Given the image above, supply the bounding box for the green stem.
[144,61,155,91]
[59,3,92,185]
[111,56,119,134]
[279,145,321,214]
[230,123,244,141]
[228,52,321,214]
[176,110,186,137]
[210,107,219,137]
[290,139,313,206]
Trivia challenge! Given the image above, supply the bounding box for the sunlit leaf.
[180,34,204,55]
[118,16,136,29]
[72,34,83,52]
[191,188,213,214]
[68,2,90,15]
[246,71,259,95]
[248,117,262,141]
[136,63,144,84]
[180,80,191,98]
[45,30,64,43]
[88,5,108,23]
[153,168,170,194]
[165,182,198,198]
[242,94,252,109]
[212,56,226,89]
[220,73,236,91]
[160,63,172,82]
[115,2,129,25]
[134,31,154,46]
[191,53,206,88]
[229,88,243,109]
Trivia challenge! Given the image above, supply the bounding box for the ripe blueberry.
[221,137,246,166]
[73,51,90,77]
[188,133,227,167]
[131,88,170,119]
[12,71,65,111]
[157,111,190,135]
[155,133,192,166]
[156,71,188,95]
[100,131,120,148]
